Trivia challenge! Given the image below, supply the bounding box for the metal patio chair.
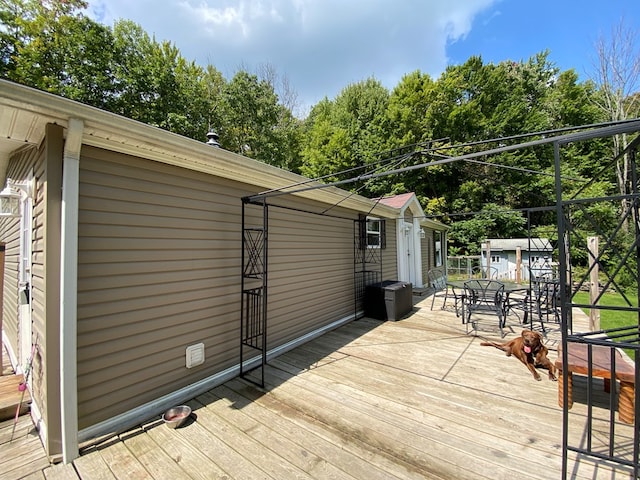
[532,278,560,331]
[470,265,499,279]
[427,267,464,316]
[463,279,507,336]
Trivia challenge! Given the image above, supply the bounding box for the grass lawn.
[573,290,639,358]
[573,290,638,332]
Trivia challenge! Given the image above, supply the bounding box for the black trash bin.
[364,280,413,321]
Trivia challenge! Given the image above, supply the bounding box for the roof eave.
[0,80,397,216]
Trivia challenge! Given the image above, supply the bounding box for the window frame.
[434,231,443,267]
[360,216,386,249]
[366,217,381,249]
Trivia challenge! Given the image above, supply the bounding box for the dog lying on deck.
[481,330,557,381]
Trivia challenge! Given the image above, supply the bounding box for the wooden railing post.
[587,236,600,331]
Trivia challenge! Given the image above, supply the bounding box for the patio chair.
[533,278,560,331]
[504,287,533,324]
[470,266,499,279]
[463,279,507,336]
[427,268,464,316]
[507,277,559,331]
[428,267,448,309]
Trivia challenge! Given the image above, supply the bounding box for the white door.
[398,222,417,285]
[406,224,416,284]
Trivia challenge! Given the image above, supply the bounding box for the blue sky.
[88,0,640,116]
[448,0,640,79]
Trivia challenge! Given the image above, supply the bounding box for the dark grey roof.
[481,238,553,252]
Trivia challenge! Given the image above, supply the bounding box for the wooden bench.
[555,342,636,424]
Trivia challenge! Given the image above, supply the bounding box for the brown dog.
[481,330,557,381]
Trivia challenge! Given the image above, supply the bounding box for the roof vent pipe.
[206,129,220,147]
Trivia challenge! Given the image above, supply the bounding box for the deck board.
[121,427,191,480]
[255,364,489,479]
[42,462,81,479]
[94,438,152,480]
[210,382,393,480]
[189,392,314,480]
[71,448,117,480]
[142,414,231,480]
[218,380,419,480]
[269,355,565,474]
[172,398,277,480]
[267,353,566,479]
[0,436,51,480]
[2,294,637,479]
[0,374,30,421]
[196,388,359,480]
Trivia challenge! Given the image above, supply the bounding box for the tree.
[111,20,227,143]
[447,204,526,255]
[253,63,304,171]
[0,0,27,77]
[111,20,186,129]
[590,17,640,229]
[387,70,434,146]
[2,0,120,108]
[0,3,302,164]
[300,78,390,195]
[219,70,283,164]
[256,62,301,118]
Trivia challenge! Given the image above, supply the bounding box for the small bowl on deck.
[162,405,191,429]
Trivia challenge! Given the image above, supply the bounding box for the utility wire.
[244,117,640,229]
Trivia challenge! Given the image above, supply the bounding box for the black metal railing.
[561,327,639,479]
[240,199,268,387]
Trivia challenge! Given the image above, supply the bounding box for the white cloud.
[88,0,497,110]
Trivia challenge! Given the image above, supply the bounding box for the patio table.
[447,280,529,308]
[447,280,529,336]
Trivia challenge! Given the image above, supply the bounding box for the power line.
[244,118,640,207]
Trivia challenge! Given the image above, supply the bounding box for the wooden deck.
[1,294,637,479]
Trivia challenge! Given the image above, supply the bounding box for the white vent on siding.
[185,343,205,368]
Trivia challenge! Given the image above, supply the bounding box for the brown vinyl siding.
[40,124,64,457]
[267,205,355,344]
[0,214,20,354]
[0,145,39,362]
[77,146,363,428]
[78,148,246,427]
[0,126,60,457]
[381,220,397,281]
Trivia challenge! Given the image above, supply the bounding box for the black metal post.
[240,200,246,378]
[554,141,570,480]
[261,198,268,388]
[629,146,640,480]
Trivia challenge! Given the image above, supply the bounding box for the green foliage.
[220,71,280,160]
[447,204,526,255]
[300,78,390,192]
[387,70,434,146]
[3,0,120,107]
